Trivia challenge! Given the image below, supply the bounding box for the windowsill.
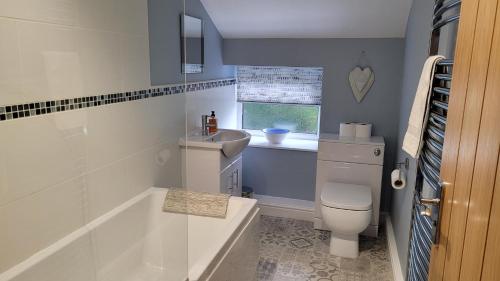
[248,136,318,152]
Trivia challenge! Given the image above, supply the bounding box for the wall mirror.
[181,14,204,74]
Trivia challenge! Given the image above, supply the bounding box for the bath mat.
[163,188,230,218]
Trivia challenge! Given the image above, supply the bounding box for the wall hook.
[356,50,370,67]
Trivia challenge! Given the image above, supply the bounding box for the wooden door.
[428,0,500,280]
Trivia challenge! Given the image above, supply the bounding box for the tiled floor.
[257,215,393,281]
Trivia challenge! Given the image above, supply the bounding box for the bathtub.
[0,187,260,281]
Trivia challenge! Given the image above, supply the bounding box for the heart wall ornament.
[349,66,375,103]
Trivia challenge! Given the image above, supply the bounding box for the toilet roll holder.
[392,158,409,185]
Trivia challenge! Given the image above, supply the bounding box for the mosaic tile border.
[0,78,236,122]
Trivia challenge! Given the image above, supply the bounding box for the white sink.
[179,129,251,158]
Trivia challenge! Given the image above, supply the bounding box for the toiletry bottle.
[208,111,218,134]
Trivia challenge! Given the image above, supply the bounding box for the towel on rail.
[163,188,230,218]
[403,55,444,158]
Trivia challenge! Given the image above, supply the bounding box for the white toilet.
[320,182,372,258]
[314,133,385,259]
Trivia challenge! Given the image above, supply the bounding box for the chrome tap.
[201,115,209,136]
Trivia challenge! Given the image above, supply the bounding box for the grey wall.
[148,0,234,85]
[392,0,434,275]
[243,148,317,201]
[225,39,405,210]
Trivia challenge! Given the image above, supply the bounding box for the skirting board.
[253,194,314,222]
[385,215,405,281]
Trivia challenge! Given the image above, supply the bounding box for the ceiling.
[200,0,413,38]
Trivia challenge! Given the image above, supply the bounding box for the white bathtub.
[0,187,260,281]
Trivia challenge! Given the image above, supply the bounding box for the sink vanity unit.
[179,129,251,196]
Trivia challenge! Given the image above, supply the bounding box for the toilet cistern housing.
[314,133,385,237]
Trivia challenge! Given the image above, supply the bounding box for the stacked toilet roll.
[339,122,372,138]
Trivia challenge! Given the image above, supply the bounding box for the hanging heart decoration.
[348,66,375,103]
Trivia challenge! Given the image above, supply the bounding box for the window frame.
[237,102,321,140]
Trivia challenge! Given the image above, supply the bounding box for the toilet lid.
[321,182,372,211]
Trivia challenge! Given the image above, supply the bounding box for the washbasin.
[179,129,251,158]
[210,129,251,158]
[209,129,248,142]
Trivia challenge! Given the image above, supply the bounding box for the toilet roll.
[339,122,356,137]
[391,169,406,189]
[355,123,372,138]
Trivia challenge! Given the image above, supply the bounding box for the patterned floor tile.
[290,238,314,249]
[257,257,279,281]
[258,215,393,281]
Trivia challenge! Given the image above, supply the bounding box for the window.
[237,65,323,138]
[243,102,320,135]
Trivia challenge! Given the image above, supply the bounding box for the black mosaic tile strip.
[0,78,236,122]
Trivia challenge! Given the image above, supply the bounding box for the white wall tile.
[0,110,87,206]
[0,21,152,104]
[84,159,127,221]
[151,142,183,189]
[84,101,154,170]
[85,149,149,222]
[84,94,185,170]
[77,28,122,97]
[16,21,82,103]
[0,0,150,105]
[76,0,148,35]
[109,0,148,36]
[145,94,187,145]
[85,140,181,221]
[0,0,148,33]
[0,176,87,273]
[186,85,238,131]
[0,18,23,105]
[118,33,151,91]
[0,0,78,26]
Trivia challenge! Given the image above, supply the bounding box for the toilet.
[320,182,372,258]
[314,133,385,259]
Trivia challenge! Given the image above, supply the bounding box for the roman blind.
[236,65,323,105]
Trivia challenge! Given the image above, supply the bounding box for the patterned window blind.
[237,65,323,105]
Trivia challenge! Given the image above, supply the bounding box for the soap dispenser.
[208,111,218,134]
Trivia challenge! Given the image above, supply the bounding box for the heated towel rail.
[407,1,460,280]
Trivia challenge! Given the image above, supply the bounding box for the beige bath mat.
[163,188,230,218]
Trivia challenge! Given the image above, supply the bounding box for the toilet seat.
[321,182,372,211]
